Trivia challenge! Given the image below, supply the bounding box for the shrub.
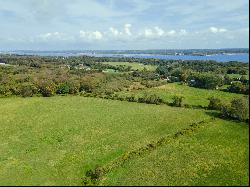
[220,97,249,122]
[227,81,248,95]
[67,80,81,94]
[172,96,184,107]
[141,80,165,88]
[19,83,38,97]
[0,85,10,96]
[56,83,70,95]
[208,96,223,110]
[126,95,137,102]
[29,62,41,68]
[230,97,249,121]
[138,93,163,105]
[37,81,56,97]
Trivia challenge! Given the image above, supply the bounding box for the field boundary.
[81,117,216,186]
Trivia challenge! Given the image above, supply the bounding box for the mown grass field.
[0,95,248,186]
[0,96,210,186]
[119,82,244,107]
[103,119,249,186]
[103,61,157,71]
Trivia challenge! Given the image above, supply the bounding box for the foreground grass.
[103,119,249,186]
[0,96,210,186]
[103,61,157,71]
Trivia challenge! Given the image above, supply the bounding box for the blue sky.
[0,0,249,50]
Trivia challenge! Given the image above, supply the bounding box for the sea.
[1,51,249,63]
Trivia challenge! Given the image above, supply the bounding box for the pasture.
[103,61,157,71]
[0,96,212,185]
[118,83,244,107]
[103,119,249,186]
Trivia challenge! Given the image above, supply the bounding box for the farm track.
[81,117,217,186]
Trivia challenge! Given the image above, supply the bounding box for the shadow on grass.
[205,111,221,118]
[205,111,249,124]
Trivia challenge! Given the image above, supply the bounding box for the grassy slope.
[103,119,249,186]
[119,83,244,107]
[227,74,249,80]
[0,96,209,186]
[103,62,157,71]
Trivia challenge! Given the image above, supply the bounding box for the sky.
[0,0,249,50]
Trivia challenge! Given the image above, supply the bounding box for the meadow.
[102,61,157,71]
[0,96,211,186]
[118,82,245,107]
[103,119,249,186]
[0,95,248,186]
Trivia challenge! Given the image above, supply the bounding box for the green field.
[103,119,249,186]
[0,95,248,186]
[118,83,244,107]
[103,61,157,71]
[0,96,210,185]
[227,73,249,80]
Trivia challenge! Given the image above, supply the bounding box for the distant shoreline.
[1,51,249,63]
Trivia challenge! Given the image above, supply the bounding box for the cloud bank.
[0,0,248,50]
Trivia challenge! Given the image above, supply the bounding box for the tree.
[189,73,223,89]
[156,65,170,77]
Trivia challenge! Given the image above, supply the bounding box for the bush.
[126,95,137,102]
[141,80,166,88]
[230,97,249,121]
[172,96,184,107]
[220,97,249,122]
[208,96,223,110]
[138,93,163,105]
[37,81,56,97]
[0,85,10,96]
[227,81,248,95]
[56,83,70,95]
[19,83,38,97]
[67,80,80,94]
[29,62,41,68]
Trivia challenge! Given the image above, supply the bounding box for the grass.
[103,61,157,71]
[102,119,249,186]
[118,82,244,107]
[0,96,210,186]
[227,73,249,80]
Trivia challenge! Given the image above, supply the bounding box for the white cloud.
[209,27,227,33]
[166,30,176,36]
[179,29,187,36]
[144,28,154,37]
[219,28,227,32]
[154,26,165,36]
[143,26,167,38]
[38,32,74,41]
[109,27,120,36]
[39,32,60,39]
[124,24,132,36]
[93,31,103,40]
[79,30,103,40]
